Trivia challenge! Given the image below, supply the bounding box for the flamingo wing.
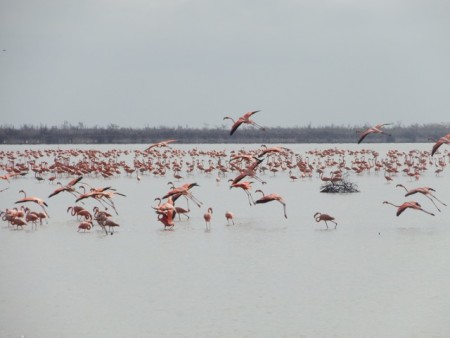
[230,119,244,135]
[357,130,373,144]
[67,176,83,187]
[242,110,261,119]
[396,205,408,216]
[431,139,444,156]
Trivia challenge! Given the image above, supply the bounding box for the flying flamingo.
[15,190,49,218]
[225,211,235,225]
[144,139,177,152]
[431,133,450,156]
[254,189,287,218]
[229,157,266,185]
[383,201,435,216]
[48,176,83,198]
[314,212,337,229]
[229,180,255,206]
[396,184,447,212]
[357,123,392,144]
[162,182,202,207]
[204,207,213,230]
[223,110,265,135]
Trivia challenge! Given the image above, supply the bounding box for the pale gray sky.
[1,0,450,128]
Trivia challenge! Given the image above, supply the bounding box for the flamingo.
[357,123,392,144]
[25,210,40,230]
[78,221,93,232]
[257,145,286,157]
[431,133,450,156]
[67,206,87,220]
[229,180,255,206]
[314,212,337,229]
[254,189,287,219]
[103,219,120,235]
[162,182,202,207]
[144,139,177,152]
[229,157,266,185]
[204,207,213,230]
[396,184,446,212]
[15,190,49,218]
[154,197,176,229]
[174,206,190,220]
[223,110,265,135]
[48,176,83,198]
[383,201,435,216]
[225,211,234,225]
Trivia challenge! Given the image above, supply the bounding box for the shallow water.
[0,143,449,338]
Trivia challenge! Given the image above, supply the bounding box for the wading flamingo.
[78,221,93,232]
[204,207,213,230]
[314,212,337,229]
[225,211,234,225]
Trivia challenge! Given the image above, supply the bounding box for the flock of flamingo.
[1,111,449,234]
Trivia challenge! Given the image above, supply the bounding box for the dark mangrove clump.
[320,177,359,193]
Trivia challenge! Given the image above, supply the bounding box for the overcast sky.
[1,0,450,129]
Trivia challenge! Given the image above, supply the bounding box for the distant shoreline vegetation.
[0,122,448,144]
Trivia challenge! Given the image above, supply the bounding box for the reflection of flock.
[1,114,449,234]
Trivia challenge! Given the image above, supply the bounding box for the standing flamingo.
[254,189,287,219]
[383,201,435,216]
[357,123,392,144]
[314,212,337,229]
[204,207,213,230]
[225,211,235,225]
[223,110,265,135]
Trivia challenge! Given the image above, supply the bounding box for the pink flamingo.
[223,110,265,135]
[254,189,287,219]
[383,201,435,216]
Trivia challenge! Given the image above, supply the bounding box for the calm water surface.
[0,143,449,338]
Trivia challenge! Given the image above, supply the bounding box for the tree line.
[0,122,448,144]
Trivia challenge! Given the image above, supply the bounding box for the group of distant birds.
[1,110,449,233]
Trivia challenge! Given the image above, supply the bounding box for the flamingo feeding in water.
[314,212,338,229]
